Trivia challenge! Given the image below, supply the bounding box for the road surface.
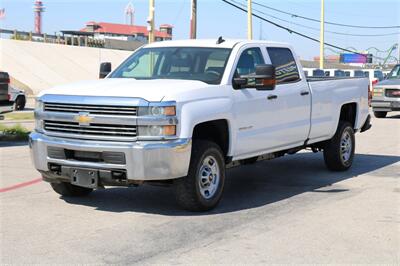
[1,113,399,264]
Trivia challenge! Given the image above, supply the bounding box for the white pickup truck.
[30,39,371,211]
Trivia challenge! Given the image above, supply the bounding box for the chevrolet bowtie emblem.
[75,112,93,126]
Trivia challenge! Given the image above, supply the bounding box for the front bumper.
[29,132,192,182]
[371,100,400,112]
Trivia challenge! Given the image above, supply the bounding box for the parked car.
[9,86,26,111]
[363,69,384,86]
[322,69,346,77]
[371,64,400,118]
[0,72,14,115]
[312,68,325,77]
[30,39,371,211]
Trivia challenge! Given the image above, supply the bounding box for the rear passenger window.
[266,47,300,84]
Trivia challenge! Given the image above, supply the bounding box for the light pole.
[190,0,197,39]
[319,0,325,69]
[247,0,252,40]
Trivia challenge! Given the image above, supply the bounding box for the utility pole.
[147,0,155,44]
[319,0,325,69]
[190,0,197,39]
[397,42,400,63]
[247,0,252,40]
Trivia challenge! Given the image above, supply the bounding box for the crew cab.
[30,39,371,211]
[371,64,400,118]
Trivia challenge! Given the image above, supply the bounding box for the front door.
[232,46,283,158]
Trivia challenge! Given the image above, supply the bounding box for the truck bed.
[306,76,369,144]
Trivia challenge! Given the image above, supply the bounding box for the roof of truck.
[144,39,289,49]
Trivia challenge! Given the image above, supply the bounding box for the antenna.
[125,2,134,25]
[216,36,225,44]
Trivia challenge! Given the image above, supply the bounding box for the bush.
[0,124,30,141]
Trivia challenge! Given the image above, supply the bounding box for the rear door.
[265,47,311,146]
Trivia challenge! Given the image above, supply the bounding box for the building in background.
[80,21,172,42]
[313,55,340,64]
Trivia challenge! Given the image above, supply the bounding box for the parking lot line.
[0,177,42,193]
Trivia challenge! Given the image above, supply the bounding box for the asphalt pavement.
[0,113,399,264]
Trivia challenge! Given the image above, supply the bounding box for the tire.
[14,96,26,111]
[50,182,93,197]
[373,111,387,118]
[323,121,355,171]
[174,140,225,211]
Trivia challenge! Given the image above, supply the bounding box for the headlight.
[35,99,43,111]
[373,88,383,97]
[35,119,44,133]
[138,105,176,116]
[137,103,177,139]
[34,99,43,132]
[138,125,176,137]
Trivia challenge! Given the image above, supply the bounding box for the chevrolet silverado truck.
[371,64,400,118]
[30,39,371,211]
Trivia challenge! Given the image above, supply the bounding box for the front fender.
[178,97,235,156]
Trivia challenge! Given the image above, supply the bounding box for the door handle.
[300,90,310,96]
[267,94,278,100]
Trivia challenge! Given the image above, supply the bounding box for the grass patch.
[4,112,34,121]
[0,124,30,141]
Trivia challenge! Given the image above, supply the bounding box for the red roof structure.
[160,24,174,28]
[81,22,172,39]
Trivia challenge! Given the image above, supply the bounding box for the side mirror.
[233,64,276,90]
[99,62,112,79]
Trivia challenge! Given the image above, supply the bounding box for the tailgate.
[0,72,10,102]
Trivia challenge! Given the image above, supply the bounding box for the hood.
[375,79,400,87]
[38,78,214,102]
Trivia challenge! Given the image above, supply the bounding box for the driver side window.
[235,48,265,76]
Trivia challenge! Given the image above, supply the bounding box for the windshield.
[387,65,400,79]
[109,47,232,85]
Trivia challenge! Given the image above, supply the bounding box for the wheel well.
[192,120,229,157]
[16,95,26,101]
[339,103,357,128]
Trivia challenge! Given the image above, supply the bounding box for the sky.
[0,0,399,60]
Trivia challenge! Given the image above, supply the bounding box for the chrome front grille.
[44,120,137,139]
[44,102,138,116]
[385,89,400,98]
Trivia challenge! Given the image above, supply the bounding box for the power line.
[221,0,388,61]
[230,0,399,37]
[222,0,360,54]
[251,0,400,29]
